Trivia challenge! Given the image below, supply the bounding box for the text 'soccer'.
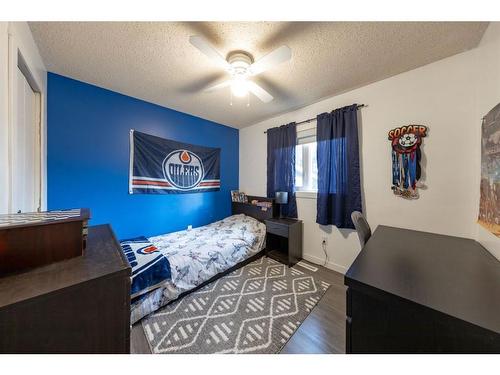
[129,130,221,194]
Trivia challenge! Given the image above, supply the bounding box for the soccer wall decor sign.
[129,130,220,194]
[388,125,428,199]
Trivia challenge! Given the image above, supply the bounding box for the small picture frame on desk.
[231,190,247,203]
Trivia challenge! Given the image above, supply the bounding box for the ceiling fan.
[189,35,292,104]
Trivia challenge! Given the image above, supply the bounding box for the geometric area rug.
[141,256,330,354]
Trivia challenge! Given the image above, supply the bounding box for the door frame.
[6,29,46,213]
[0,23,9,214]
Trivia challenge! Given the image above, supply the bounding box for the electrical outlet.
[322,237,328,246]
[187,225,193,231]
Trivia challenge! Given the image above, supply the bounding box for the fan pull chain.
[229,90,233,106]
[246,92,250,107]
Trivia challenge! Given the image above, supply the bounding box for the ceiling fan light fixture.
[230,77,248,98]
[190,36,289,104]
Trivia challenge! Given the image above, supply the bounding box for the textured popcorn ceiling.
[30,22,488,128]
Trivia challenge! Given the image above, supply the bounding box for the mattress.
[130,214,266,324]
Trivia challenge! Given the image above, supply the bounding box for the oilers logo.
[137,244,159,255]
[162,150,205,190]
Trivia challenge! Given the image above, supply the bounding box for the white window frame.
[295,121,318,199]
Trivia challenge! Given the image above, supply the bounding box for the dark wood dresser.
[0,224,131,353]
[345,225,500,353]
[0,208,90,275]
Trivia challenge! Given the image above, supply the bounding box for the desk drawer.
[266,222,288,237]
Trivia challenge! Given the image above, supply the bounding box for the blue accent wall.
[47,73,239,240]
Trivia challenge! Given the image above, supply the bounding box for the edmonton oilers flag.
[129,130,221,194]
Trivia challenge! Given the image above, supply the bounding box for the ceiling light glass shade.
[231,77,248,98]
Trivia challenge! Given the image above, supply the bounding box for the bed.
[122,196,276,324]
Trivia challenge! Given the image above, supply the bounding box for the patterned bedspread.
[130,214,266,323]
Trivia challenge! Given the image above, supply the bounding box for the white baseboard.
[302,253,348,275]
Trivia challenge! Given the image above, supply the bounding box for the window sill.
[296,191,317,199]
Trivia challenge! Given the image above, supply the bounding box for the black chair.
[351,211,372,248]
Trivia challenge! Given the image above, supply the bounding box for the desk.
[345,225,500,353]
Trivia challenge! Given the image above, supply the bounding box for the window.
[295,127,318,192]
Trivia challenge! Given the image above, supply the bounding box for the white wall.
[240,38,482,273]
[0,22,47,214]
[473,23,500,261]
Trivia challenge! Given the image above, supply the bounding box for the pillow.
[120,236,172,299]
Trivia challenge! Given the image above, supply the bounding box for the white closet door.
[11,67,39,213]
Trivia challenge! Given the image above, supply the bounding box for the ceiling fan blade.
[249,45,291,76]
[189,36,230,70]
[204,79,232,92]
[247,81,274,103]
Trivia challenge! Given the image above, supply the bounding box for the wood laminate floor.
[130,259,347,354]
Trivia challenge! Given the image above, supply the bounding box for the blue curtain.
[316,104,361,228]
[267,123,298,218]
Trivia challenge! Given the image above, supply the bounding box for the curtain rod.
[263,104,366,134]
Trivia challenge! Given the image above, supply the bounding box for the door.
[11,66,41,213]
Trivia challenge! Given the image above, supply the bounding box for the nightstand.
[264,218,303,267]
